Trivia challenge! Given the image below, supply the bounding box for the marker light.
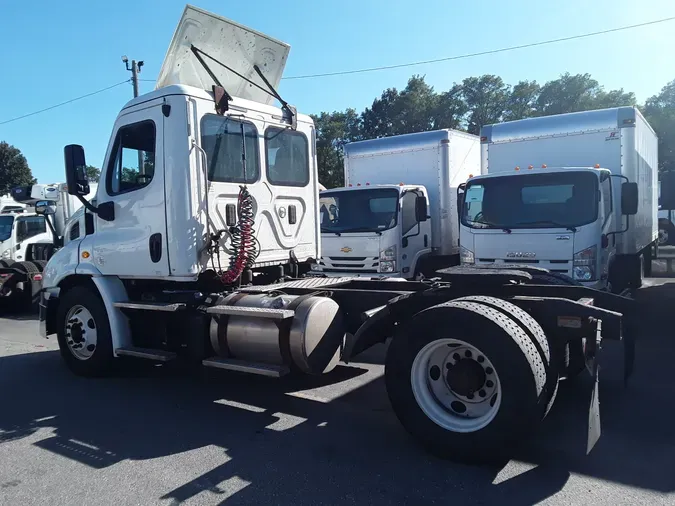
[541,164,547,168]
[357,183,361,186]
[528,165,533,170]
[515,166,520,171]
[594,164,600,168]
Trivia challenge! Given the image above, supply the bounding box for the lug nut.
[465,350,472,358]
[479,390,486,398]
[485,367,493,375]
[453,353,460,361]
[467,393,474,400]
[486,380,494,388]
[477,356,485,363]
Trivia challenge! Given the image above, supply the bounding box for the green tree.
[433,84,468,130]
[642,78,675,173]
[460,75,510,134]
[503,80,541,121]
[535,73,635,116]
[85,165,101,182]
[0,141,36,195]
[312,109,361,188]
[361,76,439,139]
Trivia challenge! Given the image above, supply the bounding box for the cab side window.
[16,216,46,242]
[401,192,418,235]
[107,121,156,196]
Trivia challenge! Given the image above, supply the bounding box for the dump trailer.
[316,130,479,279]
[38,5,635,465]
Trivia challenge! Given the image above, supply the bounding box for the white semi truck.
[0,183,96,309]
[460,107,658,294]
[38,5,637,465]
[315,130,479,279]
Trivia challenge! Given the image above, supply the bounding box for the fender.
[343,304,394,362]
[91,276,133,354]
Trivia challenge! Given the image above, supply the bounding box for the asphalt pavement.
[1,272,675,505]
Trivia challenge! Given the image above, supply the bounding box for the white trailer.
[316,130,479,279]
[459,106,658,294]
[38,5,637,465]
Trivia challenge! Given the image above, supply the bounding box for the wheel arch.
[49,274,132,353]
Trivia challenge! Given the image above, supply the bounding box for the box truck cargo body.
[316,129,479,279]
[459,106,658,291]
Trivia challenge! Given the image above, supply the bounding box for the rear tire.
[385,299,548,464]
[12,261,40,308]
[56,285,115,377]
[454,296,559,418]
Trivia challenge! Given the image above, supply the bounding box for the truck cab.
[0,211,50,263]
[42,6,319,294]
[315,184,430,278]
[459,167,622,289]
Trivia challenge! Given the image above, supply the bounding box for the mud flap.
[584,318,602,454]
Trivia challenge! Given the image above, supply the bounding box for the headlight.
[379,245,396,261]
[379,260,396,273]
[1,250,9,259]
[573,245,597,281]
[460,246,475,264]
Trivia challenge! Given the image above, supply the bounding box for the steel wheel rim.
[64,305,98,361]
[411,338,502,433]
[659,228,669,245]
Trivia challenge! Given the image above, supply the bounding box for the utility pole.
[121,56,146,174]
[121,55,144,97]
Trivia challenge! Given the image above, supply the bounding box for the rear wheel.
[56,285,115,377]
[455,296,559,418]
[385,299,548,464]
[12,261,40,308]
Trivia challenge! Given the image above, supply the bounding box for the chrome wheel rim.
[64,305,98,360]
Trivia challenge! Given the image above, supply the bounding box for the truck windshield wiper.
[515,220,577,232]
[339,227,382,235]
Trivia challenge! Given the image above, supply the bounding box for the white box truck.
[459,106,658,294]
[36,5,639,465]
[315,129,480,279]
[0,182,96,309]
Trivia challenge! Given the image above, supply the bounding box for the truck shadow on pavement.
[1,280,675,504]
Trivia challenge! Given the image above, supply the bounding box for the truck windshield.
[320,188,399,234]
[0,215,13,241]
[462,171,599,230]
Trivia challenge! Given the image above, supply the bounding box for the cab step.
[113,301,186,312]
[115,347,177,362]
[205,305,294,320]
[202,357,289,377]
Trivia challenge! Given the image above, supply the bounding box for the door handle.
[149,233,162,263]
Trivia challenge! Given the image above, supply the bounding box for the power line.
[0,80,130,126]
[282,16,675,80]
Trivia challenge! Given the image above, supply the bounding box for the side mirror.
[621,182,638,215]
[35,200,57,216]
[415,195,428,222]
[64,144,90,196]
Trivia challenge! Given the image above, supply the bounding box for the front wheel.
[56,285,114,377]
[385,300,548,464]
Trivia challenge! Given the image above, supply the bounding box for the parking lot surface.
[1,274,675,505]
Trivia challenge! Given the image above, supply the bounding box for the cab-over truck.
[38,4,635,464]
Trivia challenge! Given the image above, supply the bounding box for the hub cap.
[411,338,501,432]
[65,305,98,361]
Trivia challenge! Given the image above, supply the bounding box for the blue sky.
[1,0,673,183]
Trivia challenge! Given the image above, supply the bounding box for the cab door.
[91,104,169,278]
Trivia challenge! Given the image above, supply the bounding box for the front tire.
[385,299,548,464]
[56,285,114,377]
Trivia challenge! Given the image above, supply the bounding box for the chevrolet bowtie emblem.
[341,247,352,253]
